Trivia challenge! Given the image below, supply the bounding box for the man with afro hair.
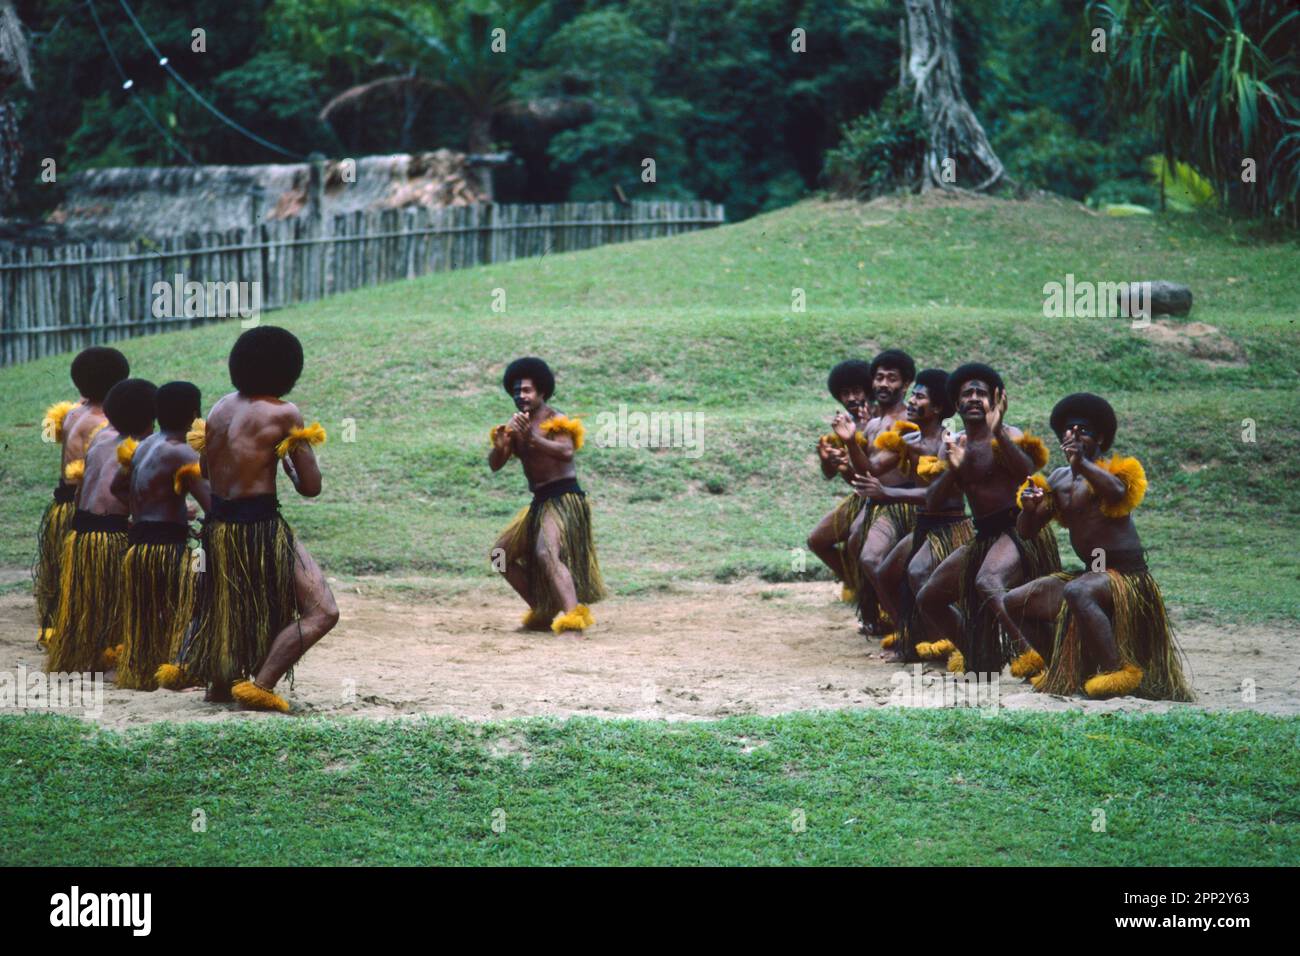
[167,326,337,712]
[47,377,155,675]
[1003,393,1192,700]
[489,356,607,634]
[116,381,211,691]
[834,349,921,641]
[808,359,874,608]
[865,369,975,663]
[34,346,129,646]
[914,363,1060,676]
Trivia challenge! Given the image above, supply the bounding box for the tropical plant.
[317,0,582,199]
[1087,0,1300,224]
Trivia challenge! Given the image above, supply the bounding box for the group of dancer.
[32,335,1189,712]
[33,340,600,714]
[34,327,338,713]
[811,350,1192,700]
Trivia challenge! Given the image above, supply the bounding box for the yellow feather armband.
[915,455,947,483]
[43,400,78,443]
[275,422,327,459]
[1016,473,1054,514]
[116,437,139,474]
[1093,455,1147,517]
[873,430,906,455]
[1016,433,1051,470]
[490,424,508,444]
[540,414,585,451]
[992,432,1050,471]
[64,459,85,483]
[820,433,844,449]
[187,418,206,453]
[173,461,202,496]
[892,420,920,435]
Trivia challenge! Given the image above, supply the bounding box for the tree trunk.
[901,0,1003,192]
[0,0,33,212]
[467,112,495,202]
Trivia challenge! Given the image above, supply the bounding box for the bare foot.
[205,681,233,703]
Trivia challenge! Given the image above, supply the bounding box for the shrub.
[823,91,925,199]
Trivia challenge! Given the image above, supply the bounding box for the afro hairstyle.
[155,381,202,433]
[502,357,555,400]
[869,349,916,385]
[228,326,303,397]
[103,378,158,436]
[946,362,1005,409]
[826,360,873,402]
[913,368,954,418]
[70,346,130,403]
[1050,392,1118,452]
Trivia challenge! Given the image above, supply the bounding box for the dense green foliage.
[1087,0,1300,224]
[823,89,925,199]
[14,0,1268,220]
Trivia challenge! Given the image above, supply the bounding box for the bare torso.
[508,406,577,489]
[129,431,206,523]
[914,424,965,512]
[60,402,107,479]
[204,392,320,499]
[1046,464,1144,560]
[865,402,911,488]
[952,424,1027,517]
[77,427,129,516]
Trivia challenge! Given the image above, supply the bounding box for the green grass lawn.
[2,195,1296,621]
[2,709,1295,866]
[2,194,1298,867]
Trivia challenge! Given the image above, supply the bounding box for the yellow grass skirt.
[1038,568,1194,701]
[500,484,607,622]
[33,488,76,637]
[829,493,867,599]
[959,509,1061,674]
[895,514,974,660]
[46,515,129,673]
[856,498,917,631]
[118,527,199,690]
[184,496,299,686]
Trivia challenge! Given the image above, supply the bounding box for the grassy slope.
[2,709,1295,866]
[1,195,1296,621]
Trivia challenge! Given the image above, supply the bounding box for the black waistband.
[530,477,583,504]
[53,484,76,504]
[973,506,1019,539]
[129,521,190,545]
[915,511,968,531]
[209,493,280,523]
[71,510,129,534]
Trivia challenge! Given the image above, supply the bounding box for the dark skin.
[59,400,108,484]
[488,377,583,618]
[127,419,212,523]
[78,424,137,516]
[915,380,1039,660]
[1003,423,1139,673]
[839,366,920,634]
[203,391,338,699]
[860,383,960,661]
[807,385,868,584]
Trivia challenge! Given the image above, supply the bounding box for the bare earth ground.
[1,578,1296,728]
